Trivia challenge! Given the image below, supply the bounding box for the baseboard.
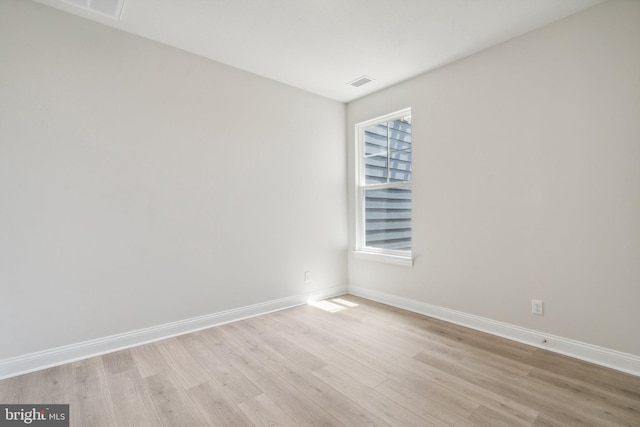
[0,285,347,380]
[347,285,640,377]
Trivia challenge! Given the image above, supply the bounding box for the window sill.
[353,250,414,267]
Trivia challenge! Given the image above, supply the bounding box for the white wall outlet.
[304,271,311,284]
[532,299,543,315]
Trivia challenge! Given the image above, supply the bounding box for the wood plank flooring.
[1,295,639,426]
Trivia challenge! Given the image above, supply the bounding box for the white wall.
[347,0,640,356]
[0,0,347,360]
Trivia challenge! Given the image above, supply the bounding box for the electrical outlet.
[532,299,543,315]
[304,271,311,284]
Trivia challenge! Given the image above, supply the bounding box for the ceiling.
[33,0,604,103]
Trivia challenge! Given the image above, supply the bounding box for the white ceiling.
[34,0,604,103]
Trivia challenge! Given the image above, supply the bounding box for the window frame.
[354,108,414,267]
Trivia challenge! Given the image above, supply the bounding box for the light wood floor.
[1,295,639,426]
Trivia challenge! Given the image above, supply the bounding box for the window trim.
[354,107,414,266]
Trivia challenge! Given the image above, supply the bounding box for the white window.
[355,108,413,266]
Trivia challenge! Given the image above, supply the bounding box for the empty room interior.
[1,0,639,425]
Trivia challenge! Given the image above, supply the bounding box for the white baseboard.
[347,285,640,377]
[0,285,347,380]
[5,284,637,380]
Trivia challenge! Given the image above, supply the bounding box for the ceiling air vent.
[60,0,126,19]
[348,76,375,88]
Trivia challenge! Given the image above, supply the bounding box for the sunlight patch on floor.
[308,297,360,313]
[308,300,346,312]
[331,298,358,307]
